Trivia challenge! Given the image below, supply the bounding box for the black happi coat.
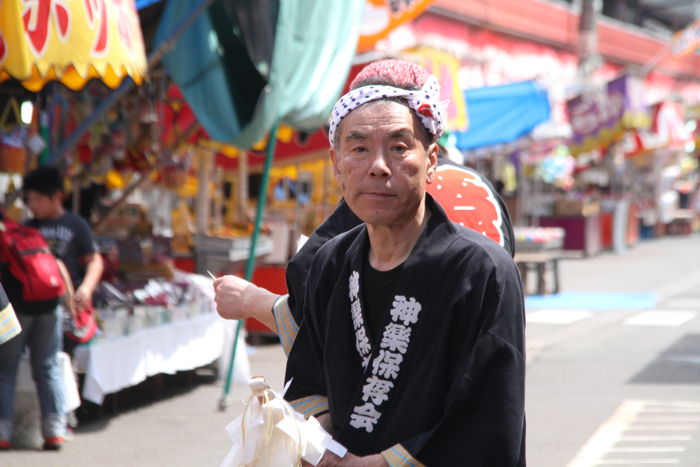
[285,196,526,465]
[285,157,515,326]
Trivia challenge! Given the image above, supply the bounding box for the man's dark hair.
[22,166,64,196]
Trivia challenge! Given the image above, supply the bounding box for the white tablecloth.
[74,313,250,404]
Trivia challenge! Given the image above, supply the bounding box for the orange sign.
[357,0,435,52]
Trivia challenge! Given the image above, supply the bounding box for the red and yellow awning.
[0,0,147,91]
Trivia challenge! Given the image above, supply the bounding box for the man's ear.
[425,143,439,184]
[330,147,342,181]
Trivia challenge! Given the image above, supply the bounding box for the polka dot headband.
[328,75,447,146]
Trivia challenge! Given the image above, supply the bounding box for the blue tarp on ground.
[525,291,658,311]
[455,81,550,150]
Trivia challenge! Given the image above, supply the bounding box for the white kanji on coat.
[361,376,394,406]
[355,326,371,356]
[372,349,403,379]
[390,295,422,326]
[350,402,381,433]
[350,300,363,330]
[380,323,411,354]
[349,271,360,301]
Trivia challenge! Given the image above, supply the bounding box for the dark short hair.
[22,166,64,196]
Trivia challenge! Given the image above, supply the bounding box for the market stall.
[532,74,651,255]
[73,272,250,404]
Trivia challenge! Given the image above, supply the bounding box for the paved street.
[3,234,700,466]
[527,235,700,467]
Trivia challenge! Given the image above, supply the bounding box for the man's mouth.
[362,191,393,197]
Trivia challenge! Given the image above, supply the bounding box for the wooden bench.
[515,250,561,295]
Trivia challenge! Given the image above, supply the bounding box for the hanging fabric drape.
[154,0,364,150]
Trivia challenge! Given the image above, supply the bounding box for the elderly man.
[214,66,516,362]
[273,61,527,466]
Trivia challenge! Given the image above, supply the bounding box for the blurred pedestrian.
[22,166,103,357]
[23,166,103,435]
[0,234,70,450]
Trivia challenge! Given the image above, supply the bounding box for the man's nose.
[368,151,391,178]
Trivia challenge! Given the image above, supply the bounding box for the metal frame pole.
[218,120,281,411]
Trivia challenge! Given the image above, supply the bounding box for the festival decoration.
[0,0,147,91]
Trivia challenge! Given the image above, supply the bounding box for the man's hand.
[306,452,388,467]
[65,294,78,320]
[74,285,91,310]
[212,275,279,330]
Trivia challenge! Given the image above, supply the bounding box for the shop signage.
[567,75,648,156]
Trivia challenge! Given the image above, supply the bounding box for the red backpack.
[0,220,66,301]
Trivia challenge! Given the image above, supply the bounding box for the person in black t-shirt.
[22,168,103,325]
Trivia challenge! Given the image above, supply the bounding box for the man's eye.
[351,146,368,153]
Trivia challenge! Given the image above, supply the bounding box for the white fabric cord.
[328,76,446,145]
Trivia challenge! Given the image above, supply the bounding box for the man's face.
[331,100,437,228]
[24,190,61,220]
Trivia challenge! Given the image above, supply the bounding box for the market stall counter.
[514,227,565,295]
[537,214,601,256]
[75,271,250,405]
[538,198,602,256]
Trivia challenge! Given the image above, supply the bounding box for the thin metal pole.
[49,0,216,163]
[218,120,281,411]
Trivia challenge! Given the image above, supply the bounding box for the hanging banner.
[567,75,649,156]
[358,0,435,52]
[624,101,692,158]
[0,0,147,91]
[406,46,468,132]
[671,18,700,58]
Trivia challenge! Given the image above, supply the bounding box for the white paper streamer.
[220,377,339,467]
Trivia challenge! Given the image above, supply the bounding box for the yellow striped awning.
[0,0,147,91]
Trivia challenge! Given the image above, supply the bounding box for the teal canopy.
[154,0,364,149]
